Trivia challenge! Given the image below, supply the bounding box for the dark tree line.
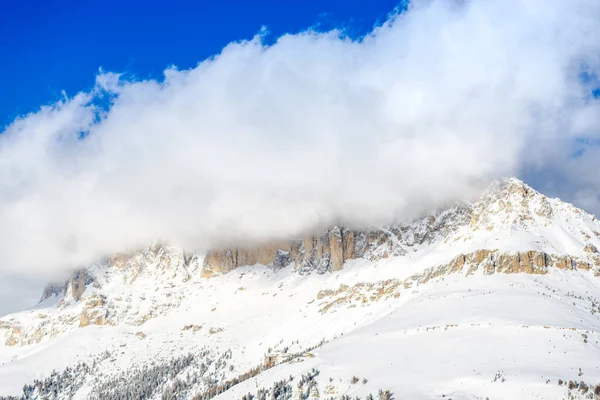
[0,351,111,400]
[0,338,344,400]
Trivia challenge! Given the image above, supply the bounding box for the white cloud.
[1,0,600,313]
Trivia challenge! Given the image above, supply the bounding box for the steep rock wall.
[201,227,356,276]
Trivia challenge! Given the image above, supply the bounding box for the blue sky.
[0,0,400,128]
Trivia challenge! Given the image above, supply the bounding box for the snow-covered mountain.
[1,178,600,400]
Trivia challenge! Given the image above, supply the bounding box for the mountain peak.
[470,177,555,229]
[483,176,538,200]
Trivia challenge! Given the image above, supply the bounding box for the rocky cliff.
[200,201,473,276]
[201,227,355,276]
[198,178,580,276]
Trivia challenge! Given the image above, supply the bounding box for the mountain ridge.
[13,176,599,347]
[2,176,600,399]
[38,176,600,298]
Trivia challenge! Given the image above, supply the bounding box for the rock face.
[199,179,600,276]
[79,295,109,328]
[426,250,600,282]
[39,269,94,304]
[39,282,67,303]
[202,227,356,276]
[470,178,556,230]
[69,270,93,302]
[3,324,45,347]
[200,198,473,276]
[316,249,600,314]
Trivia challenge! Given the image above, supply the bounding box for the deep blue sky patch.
[0,0,400,128]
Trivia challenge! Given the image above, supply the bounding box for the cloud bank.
[1,0,600,297]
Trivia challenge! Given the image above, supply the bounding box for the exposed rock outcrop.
[67,270,94,302]
[421,250,600,283]
[200,207,473,277]
[79,309,109,328]
[39,282,67,303]
[199,186,477,277]
[470,178,557,230]
[39,269,94,305]
[4,325,21,347]
[317,249,600,313]
[79,295,109,328]
[202,227,358,276]
[3,324,46,347]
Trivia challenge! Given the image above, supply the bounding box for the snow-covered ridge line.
[39,177,600,297]
[2,177,600,399]
[161,176,600,277]
[3,244,599,349]
[3,177,600,347]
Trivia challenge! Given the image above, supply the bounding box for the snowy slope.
[1,178,600,400]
